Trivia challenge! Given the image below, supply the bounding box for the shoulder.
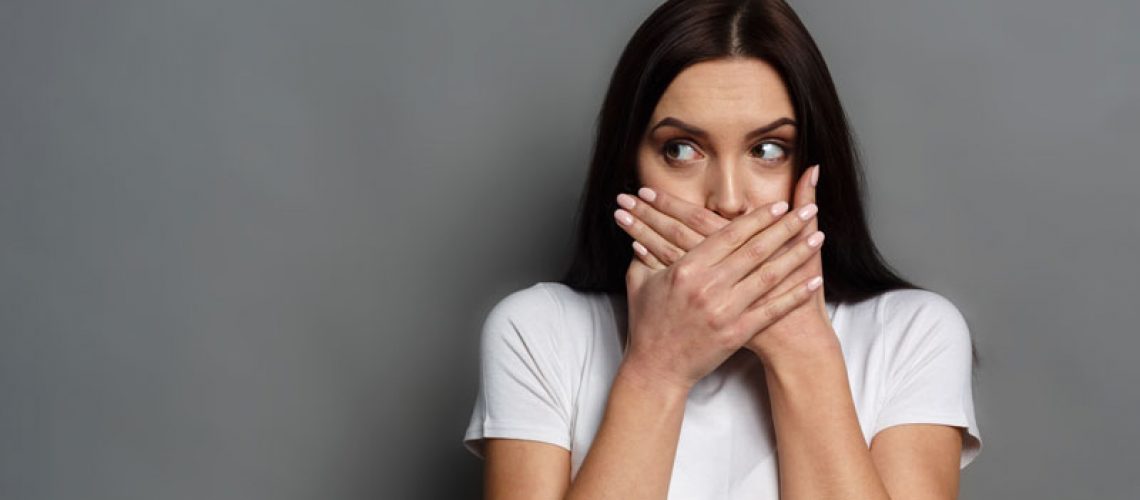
[481,281,606,351]
[484,281,596,326]
[485,282,562,324]
[875,288,973,354]
[879,288,969,331]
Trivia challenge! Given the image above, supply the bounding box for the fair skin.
[483,57,965,499]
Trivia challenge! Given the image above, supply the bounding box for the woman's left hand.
[613,164,836,364]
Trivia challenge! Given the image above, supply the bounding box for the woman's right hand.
[619,199,823,392]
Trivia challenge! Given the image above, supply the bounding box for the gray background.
[1,0,1137,498]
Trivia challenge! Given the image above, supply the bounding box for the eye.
[751,142,789,162]
[662,141,703,162]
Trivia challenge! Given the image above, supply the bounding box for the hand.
[614,165,833,363]
[619,195,824,392]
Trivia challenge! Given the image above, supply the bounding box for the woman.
[463,0,983,498]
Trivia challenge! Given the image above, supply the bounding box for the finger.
[792,164,819,209]
[758,165,822,296]
[790,164,826,306]
[790,164,820,239]
[631,240,667,270]
[617,192,705,251]
[760,164,819,266]
[766,234,802,263]
[714,201,819,283]
[764,219,817,266]
[754,248,814,303]
[683,199,791,267]
[734,273,823,337]
[613,209,686,265]
[734,230,824,299]
[636,187,729,237]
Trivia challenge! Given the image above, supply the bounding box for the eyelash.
[660,139,794,165]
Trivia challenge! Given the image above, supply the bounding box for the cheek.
[635,147,694,197]
[637,166,705,204]
[743,171,796,208]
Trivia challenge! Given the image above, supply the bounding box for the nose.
[704,161,752,219]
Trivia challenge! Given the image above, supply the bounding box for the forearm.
[762,336,892,500]
[565,361,689,500]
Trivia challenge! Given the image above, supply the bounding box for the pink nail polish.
[810,165,820,187]
[616,193,636,210]
[807,231,825,247]
[614,209,633,226]
[638,187,657,202]
[807,276,823,291]
[797,203,818,221]
[632,241,648,256]
[770,201,789,216]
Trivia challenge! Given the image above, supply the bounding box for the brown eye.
[752,142,788,162]
[662,141,701,162]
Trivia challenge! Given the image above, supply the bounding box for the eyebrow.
[648,116,796,141]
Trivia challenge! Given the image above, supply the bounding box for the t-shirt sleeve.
[463,284,573,459]
[874,290,984,469]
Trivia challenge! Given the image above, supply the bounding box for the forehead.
[651,57,793,125]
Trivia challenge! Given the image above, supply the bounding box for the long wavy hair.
[557,0,979,367]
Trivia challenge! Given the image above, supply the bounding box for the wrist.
[617,357,693,402]
[753,324,843,374]
[759,341,850,415]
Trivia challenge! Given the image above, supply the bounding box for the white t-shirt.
[463,281,982,498]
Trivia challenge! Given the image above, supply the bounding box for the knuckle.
[670,262,696,285]
[667,223,688,246]
[748,239,772,259]
[781,214,803,235]
[706,305,734,332]
[756,264,781,288]
[691,211,719,233]
[720,226,745,246]
[757,301,780,322]
[689,286,711,310]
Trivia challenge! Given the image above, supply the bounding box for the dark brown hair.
[557,0,980,366]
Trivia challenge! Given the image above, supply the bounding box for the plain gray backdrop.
[2,0,1137,498]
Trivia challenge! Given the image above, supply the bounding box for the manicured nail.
[807,275,823,291]
[614,209,633,226]
[797,203,818,220]
[807,230,825,247]
[770,201,789,216]
[638,187,657,202]
[810,164,820,187]
[632,241,648,256]
[616,193,637,210]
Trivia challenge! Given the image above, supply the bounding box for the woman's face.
[637,57,798,221]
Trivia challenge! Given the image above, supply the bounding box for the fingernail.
[632,241,648,256]
[807,230,825,247]
[614,209,633,226]
[770,201,789,216]
[810,165,820,187]
[616,193,637,210]
[807,275,823,291]
[797,203,818,220]
[637,187,657,202]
